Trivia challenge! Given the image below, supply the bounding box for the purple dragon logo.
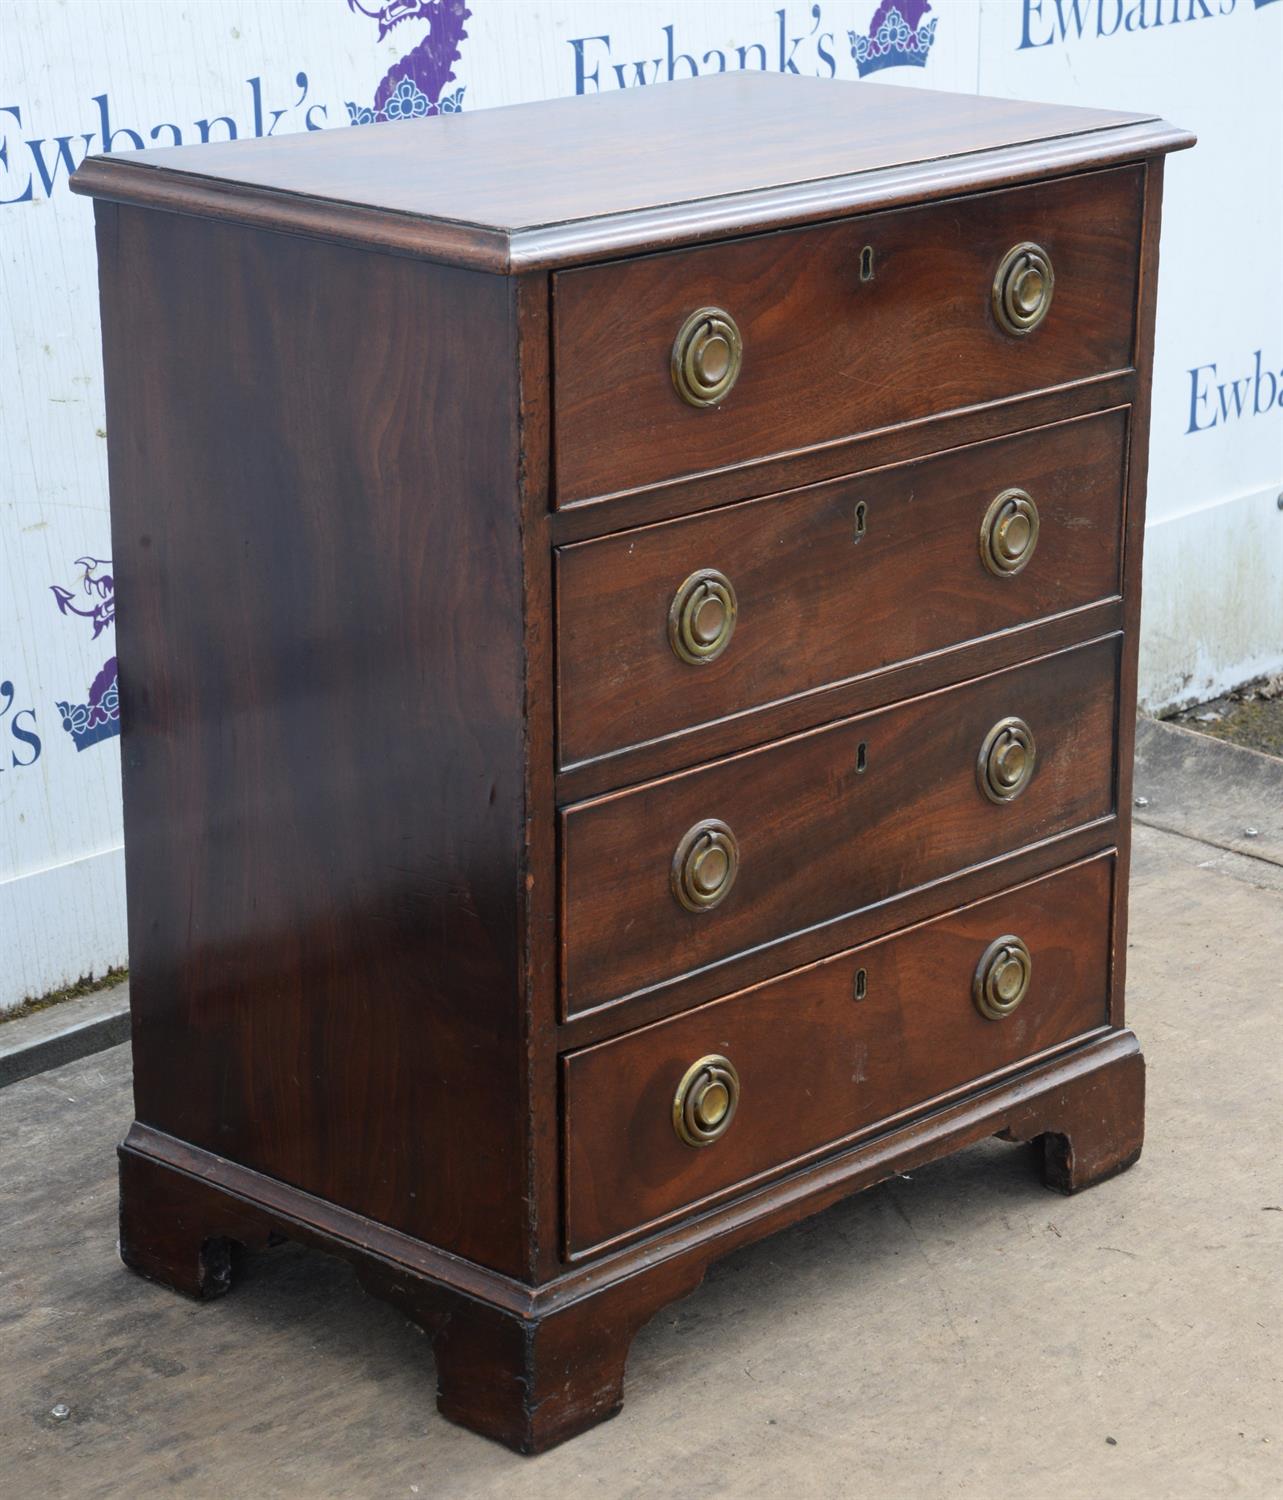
[51,555,115,638]
[49,555,119,752]
[849,1,937,76]
[345,0,471,126]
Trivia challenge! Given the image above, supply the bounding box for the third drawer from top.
[560,633,1119,1016]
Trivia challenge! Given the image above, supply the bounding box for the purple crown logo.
[849,1,937,77]
[56,657,120,752]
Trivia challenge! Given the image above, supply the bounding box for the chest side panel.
[97,205,530,1276]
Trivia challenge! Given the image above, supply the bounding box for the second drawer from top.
[556,408,1128,768]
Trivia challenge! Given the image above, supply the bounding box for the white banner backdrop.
[1,0,1280,1009]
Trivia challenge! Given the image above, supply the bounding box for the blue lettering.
[1055,0,1093,37]
[92,93,143,153]
[1020,0,1054,45]
[569,35,611,94]
[196,115,237,143]
[1189,353,1283,429]
[1252,350,1278,414]
[10,708,40,768]
[0,106,34,204]
[248,76,291,138]
[1187,363,1218,433]
[612,57,661,87]
[25,132,92,197]
[816,29,837,76]
[1218,374,1251,423]
[1,681,41,768]
[1019,0,1239,42]
[664,25,699,80]
[736,42,769,69]
[777,8,803,73]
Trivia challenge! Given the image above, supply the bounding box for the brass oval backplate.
[980,488,1040,577]
[993,242,1055,336]
[669,568,738,665]
[673,1054,741,1147]
[671,307,743,407]
[973,935,1033,1020]
[672,819,740,913]
[978,716,1037,803]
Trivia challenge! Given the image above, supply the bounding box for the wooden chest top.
[71,72,1191,270]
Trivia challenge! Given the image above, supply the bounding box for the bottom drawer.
[562,854,1113,1256]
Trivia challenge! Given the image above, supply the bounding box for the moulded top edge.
[70,75,1194,274]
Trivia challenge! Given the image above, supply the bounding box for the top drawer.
[552,167,1143,505]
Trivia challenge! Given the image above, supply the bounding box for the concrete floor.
[1,728,1280,1498]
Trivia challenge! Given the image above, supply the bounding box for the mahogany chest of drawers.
[73,74,1193,1453]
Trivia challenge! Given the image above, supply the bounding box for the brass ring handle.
[980,488,1040,577]
[973,935,1033,1020]
[673,1054,740,1147]
[672,819,739,913]
[993,242,1054,336]
[672,307,743,407]
[978,716,1037,803]
[669,568,737,665]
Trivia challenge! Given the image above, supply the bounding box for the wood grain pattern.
[553,167,1143,502]
[557,408,1128,766]
[94,74,1152,229]
[97,203,531,1277]
[561,635,1120,1015]
[563,855,1113,1254]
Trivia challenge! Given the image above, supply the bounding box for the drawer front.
[563,855,1113,1255]
[552,168,1143,504]
[557,409,1127,767]
[561,634,1118,1015]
